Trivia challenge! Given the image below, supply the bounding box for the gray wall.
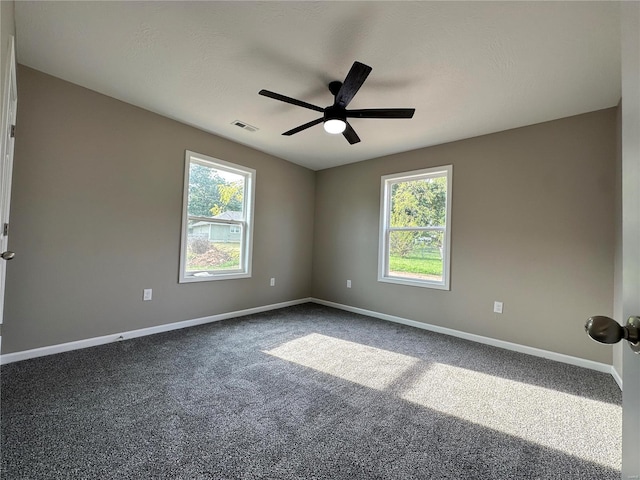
[4,65,618,366]
[3,66,315,353]
[312,108,617,364]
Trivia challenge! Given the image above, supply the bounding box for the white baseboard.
[0,298,312,365]
[2,297,622,391]
[611,365,623,390]
[311,298,621,388]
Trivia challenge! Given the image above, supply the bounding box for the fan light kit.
[259,61,415,144]
[324,119,347,134]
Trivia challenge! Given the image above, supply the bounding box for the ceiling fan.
[259,61,415,145]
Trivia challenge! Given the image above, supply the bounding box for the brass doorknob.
[0,251,14,261]
[585,315,640,354]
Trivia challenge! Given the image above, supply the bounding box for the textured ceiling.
[14,1,621,171]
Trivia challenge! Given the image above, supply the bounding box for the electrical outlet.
[347,280,352,288]
[143,289,152,301]
[493,301,503,314]
[270,277,275,287]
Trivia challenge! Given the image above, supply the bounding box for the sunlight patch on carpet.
[265,332,423,390]
[264,333,621,471]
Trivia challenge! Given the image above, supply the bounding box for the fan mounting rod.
[328,81,343,98]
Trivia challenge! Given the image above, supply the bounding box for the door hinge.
[10,124,15,138]
[3,223,8,236]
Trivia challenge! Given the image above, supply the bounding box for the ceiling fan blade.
[335,61,372,108]
[282,117,324,136]
[259,89,324,113]
[346,108,416,119]
[342,122,361,145]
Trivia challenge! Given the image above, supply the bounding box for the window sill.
[180,271,251,283]
[378,275,450,290]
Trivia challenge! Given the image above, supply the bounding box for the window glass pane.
[181,151,254,283]
[187,162,245,218]
[390,176,447,228]
[388,230,444,282]
[186,219,242,273]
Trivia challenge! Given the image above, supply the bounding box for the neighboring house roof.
[190,211,242,227]
[212,211,243,221]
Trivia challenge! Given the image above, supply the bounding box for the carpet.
[1,303,622,479]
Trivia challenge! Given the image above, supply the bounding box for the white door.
[0,36,17,341]
[621,3,640,478]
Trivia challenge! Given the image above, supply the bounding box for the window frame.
[378,165,453,290]
[179,150,255,283]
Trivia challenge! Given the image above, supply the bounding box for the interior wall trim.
[611,365,623,390]
[1,297,622,391]
[311,298,622,390]
[0,298,312,365]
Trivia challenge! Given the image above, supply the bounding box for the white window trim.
[378,165,452,290]
[179,150,255,283]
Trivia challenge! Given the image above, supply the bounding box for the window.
[378,165,452,290]
[179,151,255,282]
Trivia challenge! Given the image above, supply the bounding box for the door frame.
[0,35,17,334]
[620,2,640,478]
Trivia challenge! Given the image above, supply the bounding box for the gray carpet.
[1,303,621,479]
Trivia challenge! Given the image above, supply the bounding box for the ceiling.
[14,1,621,171]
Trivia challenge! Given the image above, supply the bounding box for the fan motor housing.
[324,104,346,122]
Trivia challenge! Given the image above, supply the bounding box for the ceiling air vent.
[231,120,258,132]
